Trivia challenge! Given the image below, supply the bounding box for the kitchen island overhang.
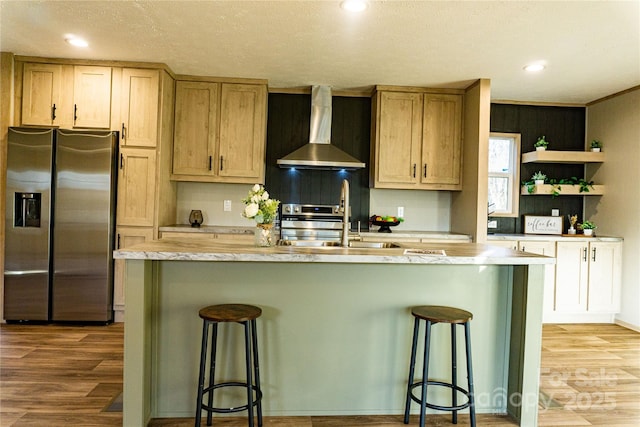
[114,240,553,427]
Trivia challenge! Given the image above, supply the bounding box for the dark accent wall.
[265,93,371,229]
[490,103,586,234]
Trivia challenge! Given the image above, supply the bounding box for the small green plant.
[534,136,549,148]
[580,220,597,230]
[532,171,547,181]
[590,140,602,149]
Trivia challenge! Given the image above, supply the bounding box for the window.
[488,133,521,217]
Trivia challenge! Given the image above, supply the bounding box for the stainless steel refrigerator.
[4,127,117,322]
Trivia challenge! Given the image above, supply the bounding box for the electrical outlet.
[551,209,560,216]
[398,206,404,218]
[488,220,498,229]
[223,200,232,212]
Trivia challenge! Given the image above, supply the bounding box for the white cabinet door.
[518,241,556,319]
[587,242,622,312]
[554,241,589,312]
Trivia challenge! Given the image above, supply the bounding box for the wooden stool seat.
[411,305,473,324]
[199,304,262,322]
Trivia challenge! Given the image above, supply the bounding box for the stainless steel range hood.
[277,86,366,170]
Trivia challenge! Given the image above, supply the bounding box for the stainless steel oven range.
[280,203,350,241]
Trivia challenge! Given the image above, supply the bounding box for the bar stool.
[404,305,476,427]
[195,304,263,427]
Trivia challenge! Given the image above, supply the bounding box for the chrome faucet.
[340,179,350,247]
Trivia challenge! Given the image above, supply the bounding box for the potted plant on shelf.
[580,220,597,236]
[590,140,602,152]
[532,171,547,185]
[534,135,550,151]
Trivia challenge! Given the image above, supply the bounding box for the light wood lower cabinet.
[116,148,156,227]
[159,231,253,243]
[113,227,154,322]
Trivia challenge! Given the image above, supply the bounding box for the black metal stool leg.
[465,322,476,427]
[250,319,263,427]
[206,323,218,426]
[243,320,254,427]
[419,320,432,427]
[451,323,458,424]
[195,320,210,427]
[404,317,420,424]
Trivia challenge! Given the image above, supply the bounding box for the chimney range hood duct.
[277,85,365,170]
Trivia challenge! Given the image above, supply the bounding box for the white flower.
[244,203,259,218]
[252,184,261,192]
[251,194,261,203]
[262,191,269,200]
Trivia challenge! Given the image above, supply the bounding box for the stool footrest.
[201,381,263,414]
[409,381,472,412]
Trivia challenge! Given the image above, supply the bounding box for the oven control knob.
[283,205,291,213]
[294,206,300,213]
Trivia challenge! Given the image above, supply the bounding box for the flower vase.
[255,223,276,247]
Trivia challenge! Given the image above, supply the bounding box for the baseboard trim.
[614,318,640,332]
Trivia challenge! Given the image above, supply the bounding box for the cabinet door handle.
[121,123,126,141]
[423,164,427,178]
[120,153,124,170]
[117,234,121,249]
[220,155,224,171]
[208,156,212,171]
[51,103,57,121]
[521,246,525,252]
[592,247,597,262]
[412,164,416,178]
[583,247,588,262]
[73,104,78,123]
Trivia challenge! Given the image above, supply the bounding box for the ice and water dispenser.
[14,192,42,228]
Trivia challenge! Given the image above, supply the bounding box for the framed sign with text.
[524,215,563,235]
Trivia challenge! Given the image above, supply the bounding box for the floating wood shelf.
[522,150,605,164]
[521,184,605,196]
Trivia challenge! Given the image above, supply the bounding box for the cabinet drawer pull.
[73,104,78,123]
[51,104,57,121]
[208,156,212,171]
[412,163,416,178]
[583,247,588,262]
[592,247,597,262]
[423,164,427,178]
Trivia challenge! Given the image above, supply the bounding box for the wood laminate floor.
[0,323,638,426]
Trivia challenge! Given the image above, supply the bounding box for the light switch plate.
[398,207,404,217]
[551,209,560,216]
[223,200,232,211]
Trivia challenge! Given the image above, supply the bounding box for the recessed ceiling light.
[65,36,88,48]
[524,63,545,72]
[340,0,368,12]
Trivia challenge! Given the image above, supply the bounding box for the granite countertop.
[488,233,623,242]
[113,239,553,265]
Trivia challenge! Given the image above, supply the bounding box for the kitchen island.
[114,240,553,426]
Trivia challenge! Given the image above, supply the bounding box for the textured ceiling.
[1,1,639,104]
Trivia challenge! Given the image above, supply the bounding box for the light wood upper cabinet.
[72,66,112,128]
[116,147,156,226]
[422,94,462,186]
[21,63,112,128]
[120,68,159,147]
[218,83,267,180]
[21,63,63,126]
[372,91,422,185]
[172,80,267,183]
[371,87,463,190]
[172,81,219,176]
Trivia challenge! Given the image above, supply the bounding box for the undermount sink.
[277,240,400,249]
